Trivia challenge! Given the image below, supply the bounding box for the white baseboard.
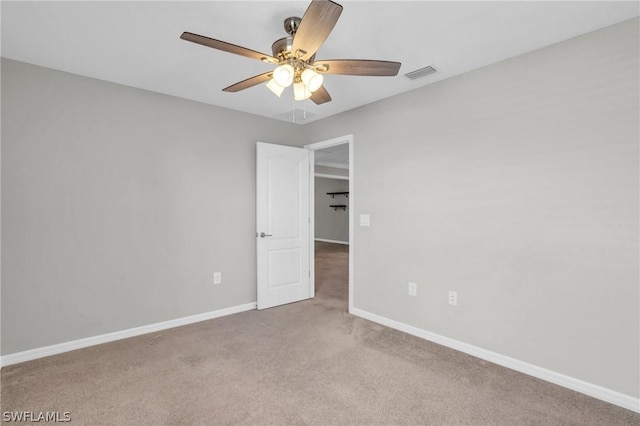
[349,307,640,413]
[315,238,349,245]
[0,302,257,369]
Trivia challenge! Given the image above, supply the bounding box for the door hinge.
[309,270,311,277]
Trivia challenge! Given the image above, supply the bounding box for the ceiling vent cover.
[405,66,437,80]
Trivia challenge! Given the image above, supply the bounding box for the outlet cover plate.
[408,282,417,296]
[448,291,457,305]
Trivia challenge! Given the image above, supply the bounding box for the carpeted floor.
[1,241,638,425]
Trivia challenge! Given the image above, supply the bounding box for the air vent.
[404,66,437,81]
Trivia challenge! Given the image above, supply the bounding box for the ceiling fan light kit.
[294,81,313,101]
[266,79,285,97]
[181,0,401,105]
[273,64,295,88]
[301,69,324,92]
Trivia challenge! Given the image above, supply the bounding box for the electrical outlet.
[214,272,222,285]
[448,291,457,306]
[408,282,417,296]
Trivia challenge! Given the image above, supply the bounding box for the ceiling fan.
[180,0,401,105]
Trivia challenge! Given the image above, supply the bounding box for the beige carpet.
[1,242,638,425]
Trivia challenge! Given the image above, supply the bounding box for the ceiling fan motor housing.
[272,35,316,63]
[272,36,293,59]
[273,17,315,62]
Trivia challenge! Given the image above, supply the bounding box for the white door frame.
[304,135,354,313]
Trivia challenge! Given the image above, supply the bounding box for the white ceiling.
[2,1,638,125]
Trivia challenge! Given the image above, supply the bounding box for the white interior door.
[256,142,310,310]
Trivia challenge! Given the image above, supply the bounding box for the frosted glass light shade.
[294,82,312,101]
[273,64,294,87]
[301,69,323,92]
[266,79,285,97]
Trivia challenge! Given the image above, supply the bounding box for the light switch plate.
[360,214,370,227]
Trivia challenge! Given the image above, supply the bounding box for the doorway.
[305,135,353,313]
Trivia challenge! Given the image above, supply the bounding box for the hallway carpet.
[1,242,637,425]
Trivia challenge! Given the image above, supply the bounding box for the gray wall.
[315,177,349,243]
[1,59,301,354]
[305,19,639,398]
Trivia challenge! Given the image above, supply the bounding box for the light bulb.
[273,64,294,88]
[294,82,312,101]
[301,69,323,92]
[266,79,285,97]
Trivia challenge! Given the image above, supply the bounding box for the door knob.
[259,232,272,238]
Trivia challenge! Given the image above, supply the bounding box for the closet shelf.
[327,192,349,198]
[329,205,347,211]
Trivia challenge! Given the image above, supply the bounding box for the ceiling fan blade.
[314,59,401,76]
[291,0,343,61]
[310,85,332,105]
[223,72,273,93]
[181,32,278,63]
